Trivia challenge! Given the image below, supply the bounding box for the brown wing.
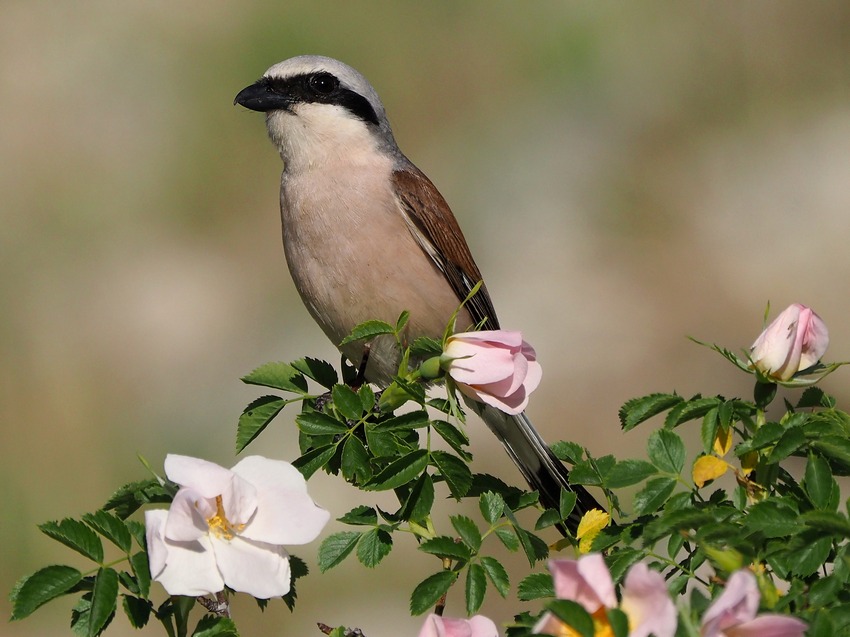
[392,166,500,330]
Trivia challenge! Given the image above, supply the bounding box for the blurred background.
[3,2,850,635]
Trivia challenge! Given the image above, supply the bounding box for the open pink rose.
[417,613,499,637]
[701,570,806,637]
[750,303,828,381]
[442,330,541,415]
[534,555,676,637]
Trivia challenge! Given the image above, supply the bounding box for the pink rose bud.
[750,303,828,382]
[442,330,541,415]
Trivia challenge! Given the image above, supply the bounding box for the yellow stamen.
[205,495,245,540]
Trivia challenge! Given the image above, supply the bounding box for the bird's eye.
[307,73,338,95]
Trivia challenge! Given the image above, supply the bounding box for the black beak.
[234,80,291,112]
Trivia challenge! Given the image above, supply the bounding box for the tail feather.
[472,402,603,534]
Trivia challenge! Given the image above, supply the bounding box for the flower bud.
[418,356,443,380]
[750,304,828,382]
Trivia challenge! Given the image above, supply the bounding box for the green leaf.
[548,600,594,637]
[607,608,630,637]
[787,535,832,577]
[744,500,802,538]
[192,615,240,637]
[737,422,784,454]
[82,510,133,553]
[70,594,93,637]
[121,595,151,629]
[10,565,83,620]
[318,532,361,572]
[128,552,150,600]
[338,505,378,526]
[341,435,372,483]
[396,310,410,332]
[517,572,553,601]
[647,429,686,474]
[604,459,658,488]
[236,395,288,453]
[619,393,682,431]
[632,477,677,516]
[419,536,473,561]
[479,491,505,525]
[568,460,602,486]
[241,361,308,393]
[364,449,428,491]
[700,407,720,454]
[797,386,827,409]
[88,567,118,637]
[410,571,458,616]
[479,556,509,597]
[465,563,486,615]
[291,357,338,389]
[432,420,471,459]
[399,472,435,523]
[813,436,850,473]
[332,384,364,420]
[560,490,577,521]
[411,336,443,357]
[494,526,520,551]
[551,440,584,463]
[605,548,645,582]
[296,411,350,435]
[451,515,482,552]
[125,521,146,548]
[767,426,806,463]
[431,451,473,499]
[664,397,721,429]
[281,554,309,612]
[339,320,395,346]
[372,410,430,431]
[801,510,850,536]
[292,444,337,479]
[535,508,562,530]
[103,479,174,520]
[356,528,393,568]
[358,384,376,412]
[39,519,104,563]
[805,453,838,510]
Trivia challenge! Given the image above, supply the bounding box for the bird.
[234,55,601,531]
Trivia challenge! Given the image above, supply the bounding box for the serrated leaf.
[535,508,562,530]
[451,515,482,551]
[10,565,83,620]
[466,563,486,615]
[292,443,337,479]
[241,361,308,393]
[282,554,309,612]
[103,479,174,520]
[700,406,720,454]
[318,532,361,572]
[619,393,682,431]
[364,449,428,491]
[767,426,807,463]
[236,395,288,453]
[517,572,554,601]
[664,397,720,429]
[192,615,240,637]
[291,357,338,389]
[607,608,630,637]
[431,451,473,499]
[356,528,393,568]
[605,548,644,582]
[494,526,520,551]
[70,594,93,637]
[129,551,150,599]
[551,441,584,464]
[82,510,133,553]
[432,420,471,459]
[787,535,832,577]
[89,567,118,637]
[559,490,577,521]
[805,453,838,510]
[409,571,458,616]
[479,556,509,597]
[339,320,395,346]
[338,505,378,526]
[332,384,364,420]
[647,429,686,474]
[372,410,430,431]
[693,455,729,488]
[813,436,850,471]
[296,411,350,436]
[479,491,505,525]
[632,477,677,516]
[797,386,827,409]
[121,595,151,629]
[604,459,657,488]
[419,536,472,561]
[125,520,146,548]
[358,384,376,412]
[567,460,602,486]
[411,336,443,356]
[399,472,435,523]
[801,510,850,536]
[341,435,372,483]
[40,519,104,563]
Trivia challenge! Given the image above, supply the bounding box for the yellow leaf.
[740,451,758,476]
[576,509,610,554]
[693,455,729,488]
[713,427,733,456]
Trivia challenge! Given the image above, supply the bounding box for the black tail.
[472,403,603,534]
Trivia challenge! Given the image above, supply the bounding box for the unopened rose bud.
[750,304,828,382]
[418,356,443,380]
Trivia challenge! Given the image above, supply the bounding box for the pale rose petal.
[549,555,616,613]
[702,570,760,636]
[466,615,499,637]
[231,456,330,545]
[164,454,236,498]
[219,471,259,527]
[455,380,529,415]
[799,309,829,369]
[724,614,807,637]
[451,330,524,348]
[145,509,224,596]
[210,535,291,598]
[523,359,543,394]
[417,614,498,637]
[620,563,676,637]
[531,612,562,636]
[476,354,528,398]
[164,487,213,542]
[750,305,804,381]
[445,340,518,385]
